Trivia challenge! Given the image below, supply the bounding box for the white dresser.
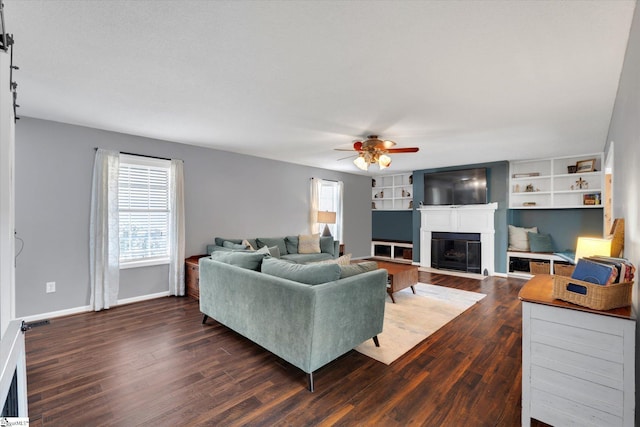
[519,275,635,426]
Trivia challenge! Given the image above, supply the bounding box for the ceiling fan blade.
[338,154,357,161]
[387,147,419,153]
[334,148,357,151]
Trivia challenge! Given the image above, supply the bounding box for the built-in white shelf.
[371,173,413,210]
[509,153,604,209]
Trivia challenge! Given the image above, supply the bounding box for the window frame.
[118,154,172,269]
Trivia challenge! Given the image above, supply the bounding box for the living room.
[1,1,640,425]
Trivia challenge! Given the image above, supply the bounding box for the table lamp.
[574,237,612,263]
[317,211,336,237]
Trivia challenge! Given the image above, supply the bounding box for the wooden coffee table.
[376,261,419,303]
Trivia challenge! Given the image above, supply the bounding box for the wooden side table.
[339,244,345,256]
[185,254,209,299]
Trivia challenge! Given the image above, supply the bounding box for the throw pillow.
[508,225,538,251]
[319,236,335,256]
[310,253,352,265]
[242,239,255,251]
[285,236,299,254]
[256,245,281,258]
[528,232,554,253]
[261,257,341,285]
[215,237,243,247]
[210,251,265,271]
[223,240,247,250]
[298,234,321,254]
[256,237,288,256]
[339,261,379,278]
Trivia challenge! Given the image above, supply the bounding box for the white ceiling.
[5,0,636,175]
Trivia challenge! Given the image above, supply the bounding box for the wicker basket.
[552,275,633,310]
[553,263,575,277]
[529,261,550,275]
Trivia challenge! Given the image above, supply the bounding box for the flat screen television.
[423,168,487,205]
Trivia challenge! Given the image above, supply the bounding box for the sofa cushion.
[339,261,379,278]
[256,237,288,256]
[256,245,281,258]
[319,236,335,256]
[528,232,554,253]
[280,253,334,263]
[210,245,250,254]
[223,240,247,250]
[210,251,265,271]
[261,257,341,285]
[285,236,299,254]
[508,225,538,251]
[298,234,321,254]
[310,253,351,265]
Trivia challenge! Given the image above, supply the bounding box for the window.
[118,155,171,268]
[317,179,343,241]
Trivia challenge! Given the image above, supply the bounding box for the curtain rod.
[94,147,174,162]
[310,177,339,183]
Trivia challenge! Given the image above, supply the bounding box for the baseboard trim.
[18,291,171,323]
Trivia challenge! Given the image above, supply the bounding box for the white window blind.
[118,155,171,267]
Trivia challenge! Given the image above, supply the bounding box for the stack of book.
[571,256,635,286]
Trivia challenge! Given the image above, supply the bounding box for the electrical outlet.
[46,281,56,293]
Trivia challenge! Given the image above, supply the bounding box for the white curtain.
[169,159,185,296]
[335,180,344,243]
[89,149,120,311]
[310,177,321,234]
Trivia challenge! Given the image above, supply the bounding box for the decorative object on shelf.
[512,172,540,178]
[522,202,537,206]
[575,177,588,189]
[567,165,577,173]
[408,201,413,209]
[409,175,413,184]
[583,193,601,205]
[372,202,376,209]
[576,158,596,173]
[372,178,376,187]
[525,184,534,192]
[514,184,520,192]
[335,135,419,171]
[317,211,336,237]
[401,189,410,197]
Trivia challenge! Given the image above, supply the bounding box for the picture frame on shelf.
[576,158,596,173]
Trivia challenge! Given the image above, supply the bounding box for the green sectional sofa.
[199,255,387,391]
[207,235,340,264]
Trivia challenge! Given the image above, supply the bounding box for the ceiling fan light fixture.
[354,155,368,171]
[378,154,391,169]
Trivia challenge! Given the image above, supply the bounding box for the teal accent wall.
[410,161,509,273]
[508,209,603,252]
[372,210,412,242]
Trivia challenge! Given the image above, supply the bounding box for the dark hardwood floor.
[24,271,539,426]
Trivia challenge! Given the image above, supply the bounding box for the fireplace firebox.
[431,232,481,273]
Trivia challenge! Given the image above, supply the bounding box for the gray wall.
[604,3,640,424]
[15,118,372,317]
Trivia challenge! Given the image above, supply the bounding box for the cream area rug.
[355,283,486,365]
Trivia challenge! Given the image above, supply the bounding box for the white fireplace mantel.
[419,203,498,275]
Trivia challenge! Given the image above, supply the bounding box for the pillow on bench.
[528,232,554,253]
[508,225,538,251]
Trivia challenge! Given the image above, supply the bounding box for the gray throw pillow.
[256,245,281,258]
[223,240,247,250]
[215,237,243,247]
[285,236,299,254]
[256,237,288,256]
[261,257,341,285]
[339,261,379,278]
[210,251,265,271]
[319,236,335,256]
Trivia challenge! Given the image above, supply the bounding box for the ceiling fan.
[335,135,419,171]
